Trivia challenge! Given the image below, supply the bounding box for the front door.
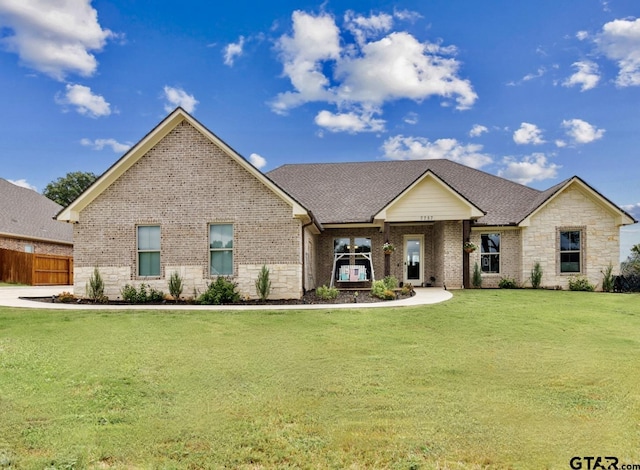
[404,235,423,286]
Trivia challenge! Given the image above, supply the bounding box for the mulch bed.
[24,289,414,306]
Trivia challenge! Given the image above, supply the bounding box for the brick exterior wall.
[0,236,72,257]
[520,184,620,290]
[468,229,522,288]
[73,121,303,300]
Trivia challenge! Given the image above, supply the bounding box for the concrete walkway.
[0,285,452,310]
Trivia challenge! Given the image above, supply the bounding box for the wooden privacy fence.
[0,248,73,286]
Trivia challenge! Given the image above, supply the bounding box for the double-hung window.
[210,224,233,276]
[481,233,500,273]
[137,225,161,277]
[559,230,581,273]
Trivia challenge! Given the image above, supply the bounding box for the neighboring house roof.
[56,108,314,227]
[0,178,73,245]
[267,160,637,227]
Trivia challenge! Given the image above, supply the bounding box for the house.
[0,178,73,256]
[56,108,637,299]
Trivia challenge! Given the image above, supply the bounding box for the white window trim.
[480,232,501,275]
[557,227,585,275]
[209,223,234,276]
[137,225,161,278]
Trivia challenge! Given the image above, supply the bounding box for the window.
[210,224,233,275]
[354,237,371,253]
[481,233,500,273]
[334,237,350,253]
[559,230,581,273]
[24,244,33,253]
[138,225,160,277]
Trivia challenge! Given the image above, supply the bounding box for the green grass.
[1,290,639,469]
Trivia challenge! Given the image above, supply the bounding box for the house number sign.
[420,215,434,221]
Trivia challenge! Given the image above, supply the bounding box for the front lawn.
[1,290,639,468]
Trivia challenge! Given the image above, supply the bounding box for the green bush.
[382,289,396,300]
[371,280,387,299]
[168,271,184,300]
[568,275,595,292]
[601,263,614,293]
[121,283,165,303]
[255,265,272,301]
[401,283,414,296]
[198,277,240,305]
[316,285,339,300]
[530,261,543,289]
[383,275,398,290]
[472,262,482,288]
[498,277,519,289]
[86,266,107,303]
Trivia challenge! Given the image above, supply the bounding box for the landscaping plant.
[85,266,106,302]
[530,261,543,289]
[168,271,184,300]
[198,277,240,304]
[472,262,482,288]
[255,265,271,301]
[316,285,339,300]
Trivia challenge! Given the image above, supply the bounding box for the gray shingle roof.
[0,178,73,244]
[267,159,544,226]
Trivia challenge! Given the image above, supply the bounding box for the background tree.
[43,171,97,207]
[620,243,640,276]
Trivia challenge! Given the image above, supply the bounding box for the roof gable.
[374,170,485,222]
[57,108,310,224]
[519,176,636,227]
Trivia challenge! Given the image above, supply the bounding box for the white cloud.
[249,153,267,169]
[403,112,418,125]
[522,67,546,82]
[270,10,477,130]
[163,86,198,113]
[498,153,560,185]
[621,202,640,220]
[596,17,640,87]
[563,61,600,91]
[314,109,385,133]
[469,124,488,137]
[513,122,545,145]
[344,10,393,46]
[8,178,37,191]
[55,83,111,117]
[561,118,605,144]
[576,31,589,41]
[555,139,567,148]
[223,36,245,66]
[81,137,131,153]
[0,0,114,80]
[382,135,492,169]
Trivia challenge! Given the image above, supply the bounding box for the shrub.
[255,265,272,301]
[568,275,595,292]
[472,262,482,288]
[371,280,387,299]
[121,283,165,303]
[86,266,107,303]
[56,291,76,303]
[401,283,414,296]
[198,277,240,305]
[601,263,614,293]
[168,271,184,300]
[530,261,543,289]
[316,285,339,300]
[383,275,398,290]
[382,289,396,300]
[498,277,519,289]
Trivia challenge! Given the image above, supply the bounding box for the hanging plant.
[464,242,478,253]
[382,242,395,254]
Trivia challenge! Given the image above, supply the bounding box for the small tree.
[621,243,640,276]
[255,265,271,301]
[86,266,106,302]
[530,261,543,289]
[601,263,614,293]
[168,271,184,300]
[472,262,482,288]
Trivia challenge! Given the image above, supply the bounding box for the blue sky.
[1,0,639,258]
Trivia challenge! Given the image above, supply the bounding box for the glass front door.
[404,235,423,286]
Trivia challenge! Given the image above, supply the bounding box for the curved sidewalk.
[0,286,452,310]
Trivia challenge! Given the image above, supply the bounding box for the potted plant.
[382,242,395,255]
[464,241,478,253]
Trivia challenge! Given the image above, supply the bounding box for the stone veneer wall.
[520,185,620,290]
[73,121,303,300]
[0,236,72,257]
[468,229,522,288]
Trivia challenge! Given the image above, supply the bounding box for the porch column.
[384,222,390,277]
[463,219,471,289]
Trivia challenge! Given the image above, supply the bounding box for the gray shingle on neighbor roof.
[267,159,543,226]
[0,178,73,244]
